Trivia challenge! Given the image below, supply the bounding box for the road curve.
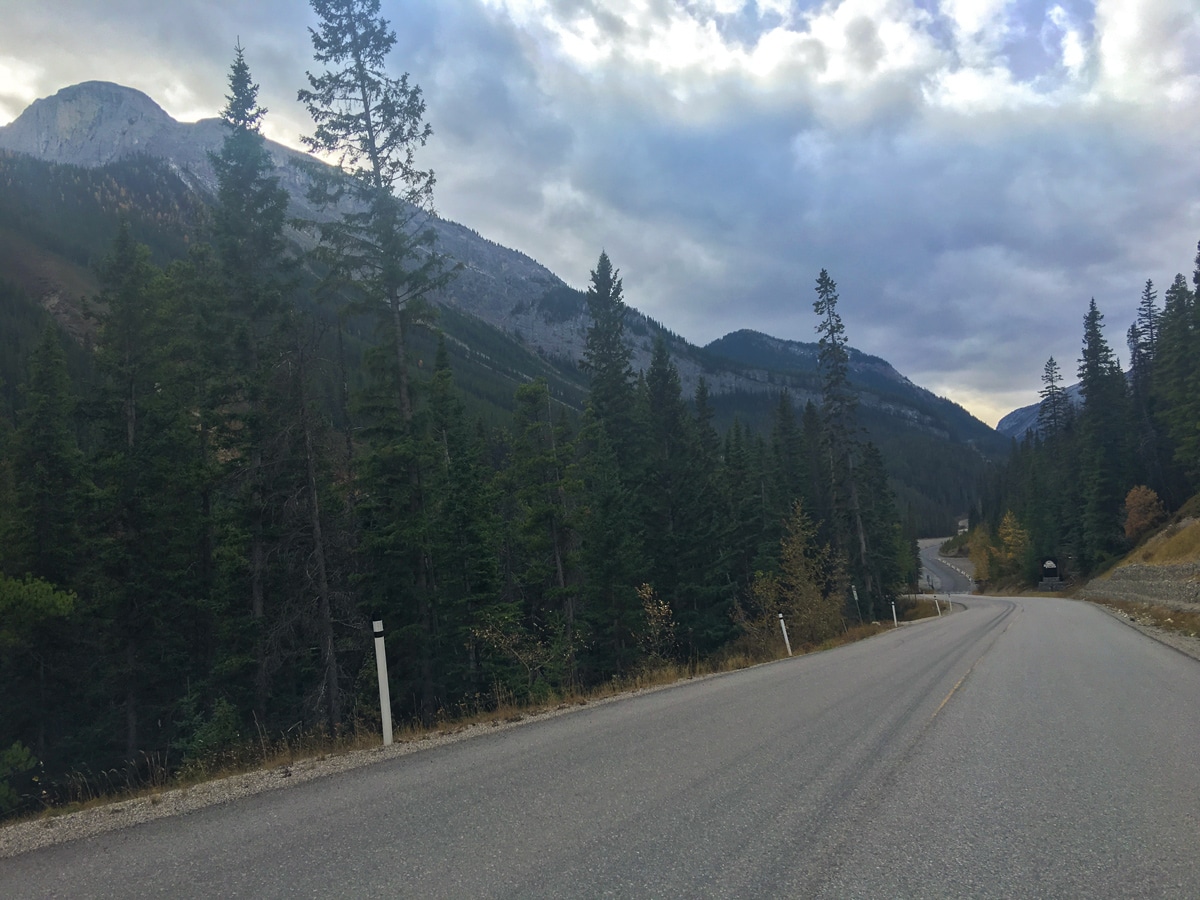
[919,538,975,594]
[3,595,1199,898]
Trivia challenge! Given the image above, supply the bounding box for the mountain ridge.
[0,81,1002,459]
[994,382,1085,439]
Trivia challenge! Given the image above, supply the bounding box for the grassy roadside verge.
[4,603,942,829]
[1086,596,1200,639]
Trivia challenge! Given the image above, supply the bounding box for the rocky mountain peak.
[0,80,1001,456]
[0,81,178,167]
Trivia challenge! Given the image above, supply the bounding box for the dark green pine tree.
[1036,356,1071,437]
[498,378,579,688]
[812,269,873,611]
[1127,279,1159,385]
[1153,273,1198,492]
[673,378,733,658]
[5,323,86,588]
[638,337,694,627]
[1126,279,1174,499]
[1157,248,1200,485]
[300,0,459,725]
[579,251,639,473]
[299,0,453,427]
[573,412,644,682]
[721,419,767,592]
[209,44,299,726]
[857,442,911,601]
[419,336,503,706]
[210,42,288,328]
[1,324,87,772]
[158,249,225,612]
[87,223,201,764]
[1076,298,1131,569]
[763,390,807,561]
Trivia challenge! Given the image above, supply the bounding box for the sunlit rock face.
[0,82,179,166]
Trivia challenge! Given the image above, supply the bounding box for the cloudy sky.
[2,0,1199,425]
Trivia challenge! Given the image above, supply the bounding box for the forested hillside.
[1,5,931,817]
[970,272,1200,585]
[0,142,995,537]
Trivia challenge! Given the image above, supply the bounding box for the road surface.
[3,594,1199,897]
[919,537,975,594]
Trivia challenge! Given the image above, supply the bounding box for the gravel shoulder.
[8,587,1196,862]
[0,688,665,859]
[1085,599,1200,663]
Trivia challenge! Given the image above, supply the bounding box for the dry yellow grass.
[15,611,912,824]
[1121,518,1200,567]
[1090,597,1200,638]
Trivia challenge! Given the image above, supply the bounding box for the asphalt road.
[919,538,975,594]
[4,594,1199,898]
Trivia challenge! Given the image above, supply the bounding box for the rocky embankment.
[1079,563,1200,610]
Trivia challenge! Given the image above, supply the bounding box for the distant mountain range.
[0,81,1009,528]
[995,383,1085,439]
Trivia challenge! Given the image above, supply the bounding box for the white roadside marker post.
[891,600,899,628]
[373,620,393,746]
[778,613,793,657]
[932,593,942,616]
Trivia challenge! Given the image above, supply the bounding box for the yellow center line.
[932,604,1021,721]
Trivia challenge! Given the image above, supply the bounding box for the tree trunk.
[296,336,340,732]
[390,295,413,426]
[125,637,137,763]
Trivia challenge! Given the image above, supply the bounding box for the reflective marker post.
[891,600,899,628]
[373,620,393,746]
[778,613,793,657]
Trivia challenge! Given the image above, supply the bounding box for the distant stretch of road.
[919,537,975,594]
[4,592,1200,897]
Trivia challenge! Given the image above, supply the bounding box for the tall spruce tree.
[812,269,873,613]
[300,0,458,725]
[299,0,452,426]
[499,379,579,687]
[639,338,693,619]
[1076,299,1130,568]
[421,339,503,703]
[211,43,288,322]
[763,390,808,562]
[1153,273,1195,482]
[678,378,732,656]
[574,411,644,681]
[211,44,299,725]
[89,224,200,762]
[580,251,638,472]
[1037,356,1070,437]
[1126,279,1171,497]
[6,324,85,588]
[2,326,86,771]
[1152,252,1200,487]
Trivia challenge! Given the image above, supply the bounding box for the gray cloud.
[1,0,1198,425]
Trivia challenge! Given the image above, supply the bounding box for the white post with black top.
[373,620,393,746]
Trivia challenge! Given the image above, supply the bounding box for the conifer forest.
[969,270,1200,586]
[0,1,923,815]
[5,0,1197,822]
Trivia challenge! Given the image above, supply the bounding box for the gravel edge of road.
[0,668,747,860]
[14,597,1171,863]
[1084,598,1200,664]
[0,691,620,858]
